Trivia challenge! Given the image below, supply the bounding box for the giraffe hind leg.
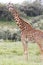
[38,42,43,61]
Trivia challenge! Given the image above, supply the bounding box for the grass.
[0,41,43,65]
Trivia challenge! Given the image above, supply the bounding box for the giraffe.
[8,3,43,61]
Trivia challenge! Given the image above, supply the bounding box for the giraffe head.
[7,3,22,28]
[7,3,14,12]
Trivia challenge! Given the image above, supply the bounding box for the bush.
[0,27,21,41]
[0,4,13,21]
[20,1,43,16]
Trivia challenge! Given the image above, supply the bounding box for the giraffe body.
[8,3,43,61]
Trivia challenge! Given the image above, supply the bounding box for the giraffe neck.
[11,9,33,31]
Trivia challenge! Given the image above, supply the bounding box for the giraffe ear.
[8,2,10,5]
[6,3,10,9]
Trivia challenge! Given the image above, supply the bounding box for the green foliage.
[0,21,21,41]
[0,3,13,21]
[0,27,21,41]
[0,1,43,21]
[20,1,43,16]
[31,15,43,30]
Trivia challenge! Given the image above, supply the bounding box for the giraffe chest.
[21,30,34,42]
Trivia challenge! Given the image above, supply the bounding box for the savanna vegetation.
[0,0,43,65]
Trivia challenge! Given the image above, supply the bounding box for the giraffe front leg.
[21,36,28,61]
[23,41,28,61]
[38,43,43,61]
[40,48,43,61]
[40,47,43,61]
